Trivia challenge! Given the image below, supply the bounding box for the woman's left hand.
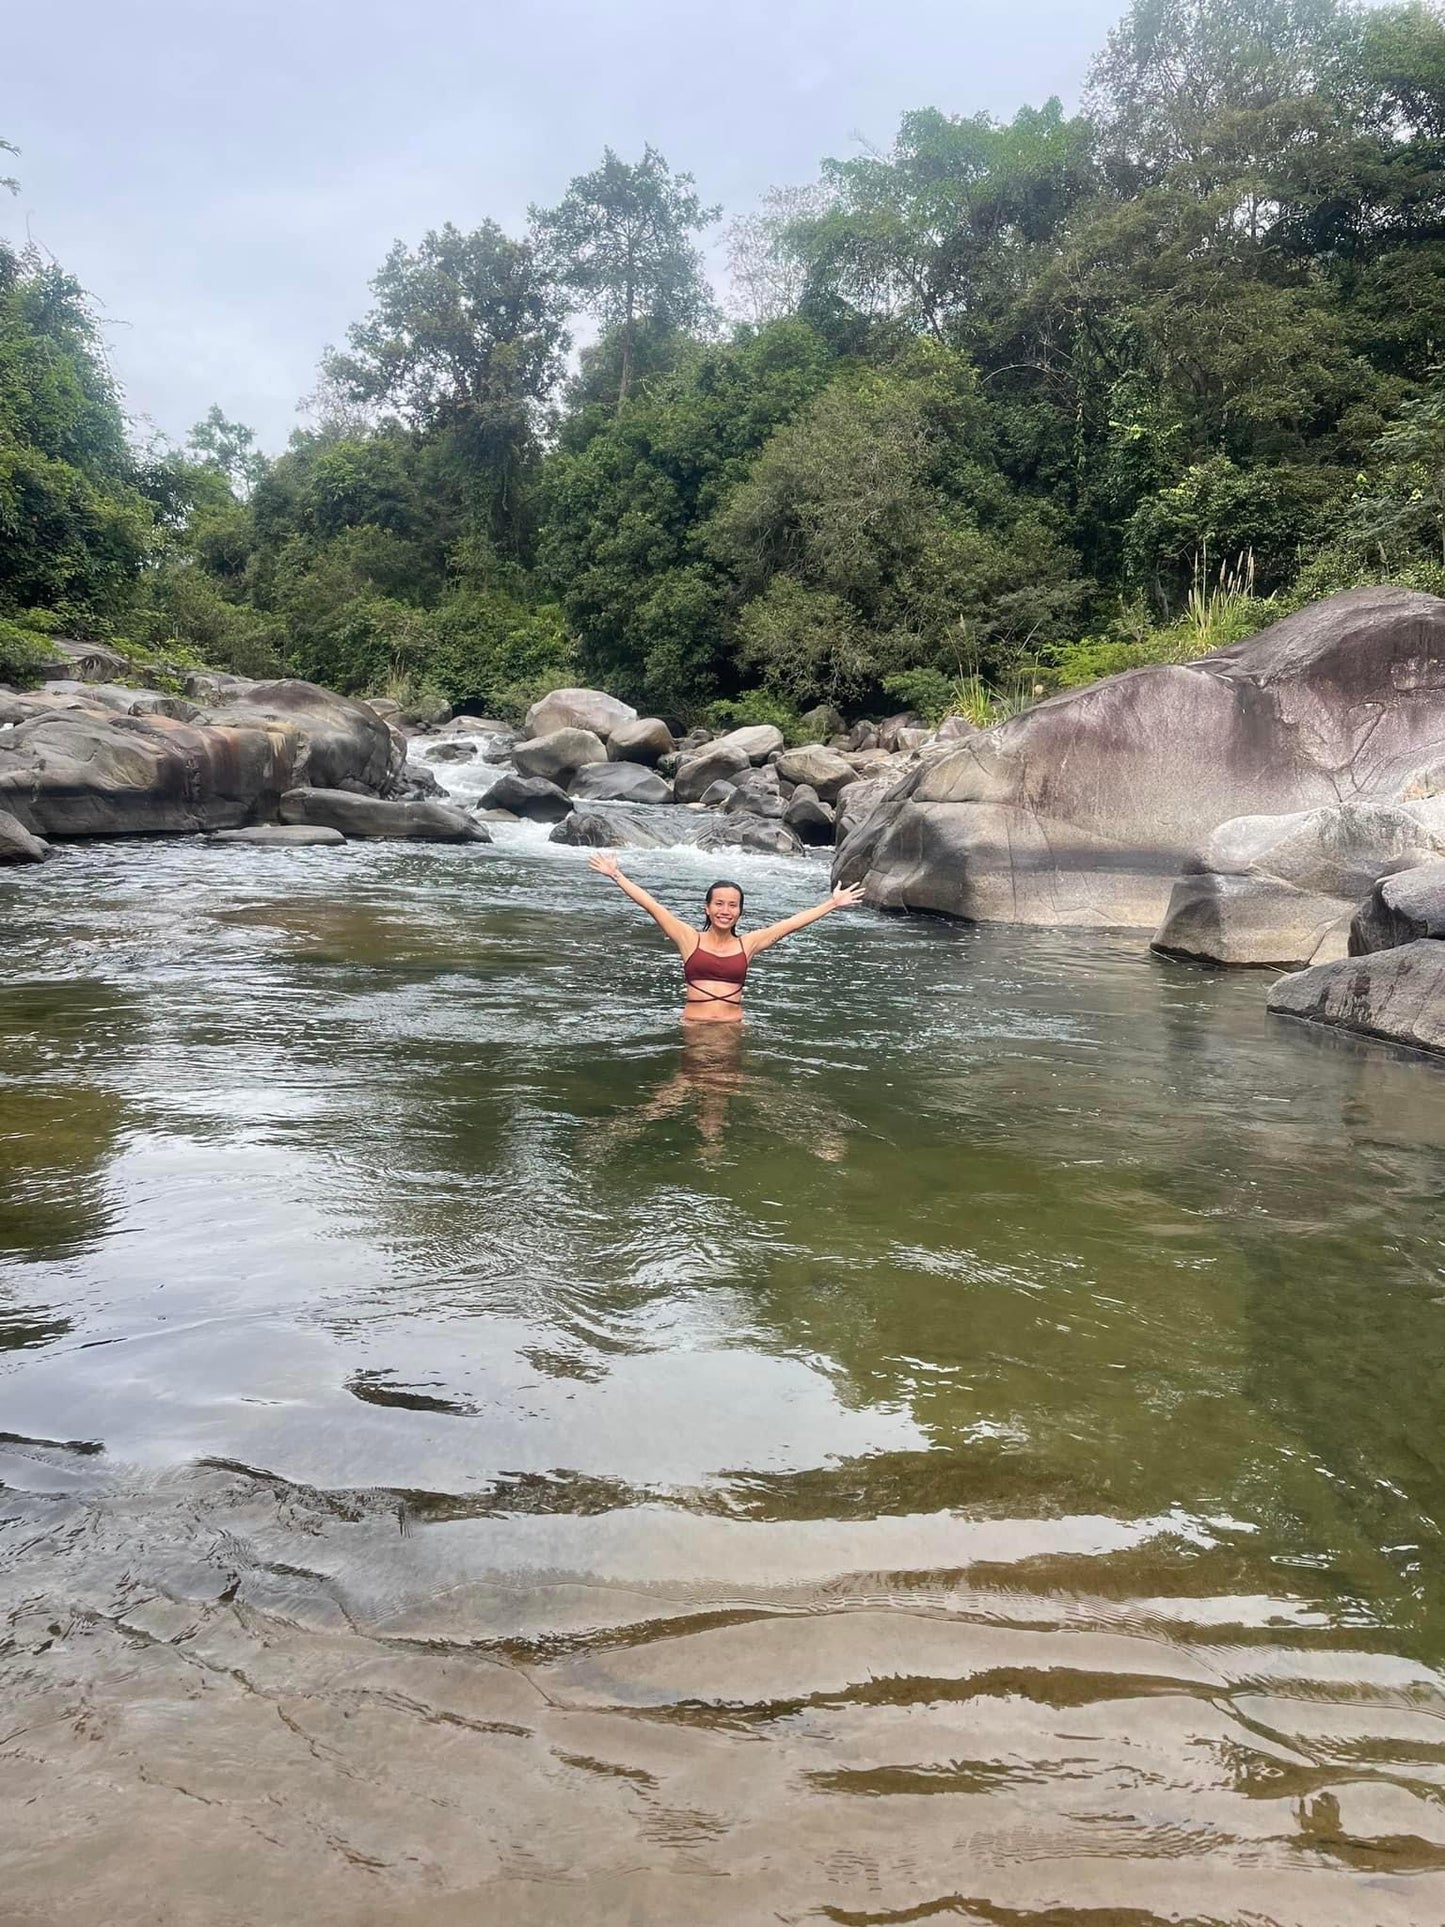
[829,883,866,910]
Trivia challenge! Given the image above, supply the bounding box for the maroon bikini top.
[683,937,749,1001]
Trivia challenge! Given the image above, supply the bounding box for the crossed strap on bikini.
[682,936,749,1004]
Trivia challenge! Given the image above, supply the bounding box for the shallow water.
[4,812,1445,1924]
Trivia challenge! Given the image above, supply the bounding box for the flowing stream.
[5,776,1445,1924]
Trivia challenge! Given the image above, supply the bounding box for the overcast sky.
[4,0,1127,452]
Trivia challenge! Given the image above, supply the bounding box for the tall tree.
[530,146,719,406]
[726,184,829,325]
[321,222,567,553]
[186,405,268,500]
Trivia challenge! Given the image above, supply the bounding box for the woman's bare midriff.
[681,986,745,1023]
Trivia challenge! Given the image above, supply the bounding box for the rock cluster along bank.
[0,668,938,869]
[828,586,1445,1059]
[450,686,945,859]
[0,674,487,858]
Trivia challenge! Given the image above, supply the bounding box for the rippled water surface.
[5,817,1445,1925]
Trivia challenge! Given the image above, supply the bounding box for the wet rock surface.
[1351,862,1445,953]
[277,788,491,842]
[1268,939,1445,1053]
[0,806,49,861]
[568,761,673,806]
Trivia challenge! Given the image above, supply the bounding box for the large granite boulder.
[838,589,1445,928]
[1152,797,1445,965]
[710,723,785,765]
[207,680,393,792]
[607,717,675,765]
[477,773,574,822]
[512,727,608,784]
[423,739,477,763]
[1351,862,1445,953]
[1269,941,1445,1054]
[0,808,49,862]
[0,708,302,838]
[776,743,860,804]
[525,688,637,739]
[783,784,836,846]
[277,789,490,841]
[550,804,705,849]
[1152,873,1353,969]
[697,815,805,857]
[568,762,673,805]
[673,741,752,803]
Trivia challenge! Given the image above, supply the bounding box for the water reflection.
[592,1023,850,1166]
[0,981,131,1269]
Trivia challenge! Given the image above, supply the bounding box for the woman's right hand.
[588,851,622,880]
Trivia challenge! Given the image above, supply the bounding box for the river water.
[4,790,1445,1924]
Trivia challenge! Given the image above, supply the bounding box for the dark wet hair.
[702,879,745,930]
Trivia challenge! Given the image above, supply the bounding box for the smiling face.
[704,884,743,934]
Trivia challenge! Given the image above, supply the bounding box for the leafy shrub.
[0,613,56,688]
[705,688,806,741]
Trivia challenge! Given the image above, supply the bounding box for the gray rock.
[423,739,477,763]
[210,680,394,793]
[876,712,922,752]
[697,814,805,857]
[697,778,738,808]
[512,726,608,784]
[835,771,899,845]
[837,588,1445,928]
[549,804,706,849]
[0,708,304,838]
[481,730,518,764]
[1152,873,1353,969]
[0,808,49,861]
[1351,862,1445,953]
[723,765,783,818]
[783,784,835,846]
[775,743,860,804]
[40,639,131,683]
[364,697,404,723]
[525,687,637,739]
[1268,941,1445,1054]
[568,762,672,805]
[710,723,785,765]
[799,703,845,742]
[674,741,752,803]
[392,760,447,800]
[183,671,253,705]
[477,773,574,822]
[126,690,202,722]
[277,789,490,841]
[607,717,675,765]
[209,824,346,847]
[935,714,979,742]
[1198,801,1445,901]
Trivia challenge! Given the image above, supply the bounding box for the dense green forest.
[4,0,1445,727]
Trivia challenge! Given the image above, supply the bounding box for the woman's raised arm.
[744,883,865,957]
[588,852,696,952]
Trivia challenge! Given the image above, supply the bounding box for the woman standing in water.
[587,853,865,1022]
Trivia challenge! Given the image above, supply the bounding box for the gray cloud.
[4,0,1123,450]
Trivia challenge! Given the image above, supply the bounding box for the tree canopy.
[6,2,1445,725]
